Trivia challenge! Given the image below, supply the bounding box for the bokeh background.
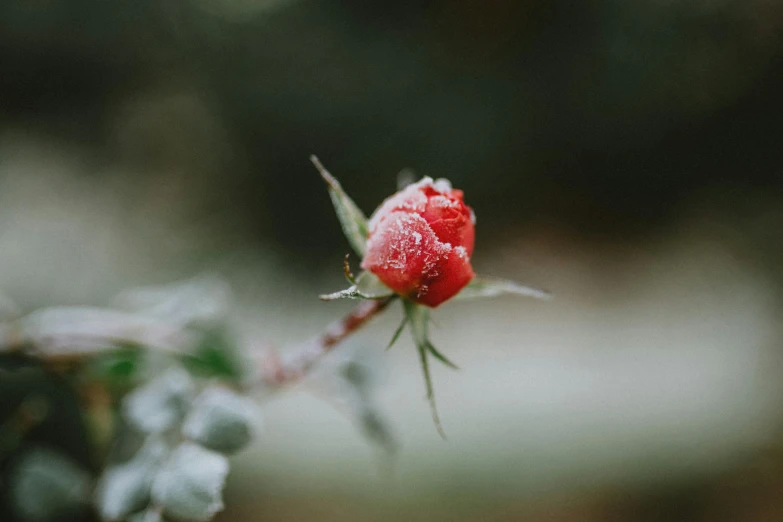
[3,0,783,520]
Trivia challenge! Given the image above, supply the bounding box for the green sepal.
[386,315,408,350]
[425,341,459,370]
[415,337,444,439]
[455,276,551,301]
[311,155,369,256]
[403,301,459,370]
[320,271,394,301]
[403,300,458,439]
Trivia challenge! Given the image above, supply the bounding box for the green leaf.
[85,345,143,391]
[455,276,551,301]
[182,387,260,455]
[320,271,394,301]
[182,327,247,382]
[151,443,229,522]
[311,155,369,256]
[416,337,445,439]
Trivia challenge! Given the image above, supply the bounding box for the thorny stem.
[263,298,393,386]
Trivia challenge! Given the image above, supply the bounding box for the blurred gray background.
[2,0,783,520]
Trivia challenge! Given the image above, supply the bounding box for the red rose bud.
[361,177,476,307]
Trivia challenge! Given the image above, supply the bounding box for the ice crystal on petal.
[367,178,433,233]
[432,178,453,192]
[362,175,475,307]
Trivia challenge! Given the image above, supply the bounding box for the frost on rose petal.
[362,176,475,307]
[432,178,453,192]
[367,177,433,233]
[363,212,445,286]
[362,209,473,307]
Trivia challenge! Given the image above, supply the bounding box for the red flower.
[361,178,475,307]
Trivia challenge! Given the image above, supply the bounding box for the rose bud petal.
[361,178,475,307]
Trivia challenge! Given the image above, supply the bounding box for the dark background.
[3,0,781,253]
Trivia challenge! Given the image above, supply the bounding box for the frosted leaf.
[95,440,168,521]
[20,307,194,357]
[128,510,163,522]
[123,367,196,433]
[151,443,229,522]
[311,156,369,256]
[320,271,394,301]
[9,447,90,521]
[114,275,231,327]
[182,387,260,454]
[454,276,551,301]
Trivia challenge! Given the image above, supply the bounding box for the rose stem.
[265,297,393,385]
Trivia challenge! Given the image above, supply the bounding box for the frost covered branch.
[263,297,393,386]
